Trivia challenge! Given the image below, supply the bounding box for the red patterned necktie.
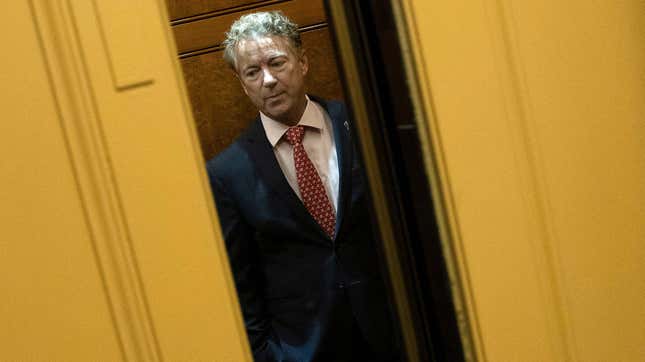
[285,126,336,238]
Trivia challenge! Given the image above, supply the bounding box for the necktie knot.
[285,126,305,146]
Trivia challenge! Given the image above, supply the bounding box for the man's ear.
[299,49,309,76]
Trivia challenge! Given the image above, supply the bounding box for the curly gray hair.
[223,11,302,70]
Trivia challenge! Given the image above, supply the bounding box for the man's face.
[234,36,309,126]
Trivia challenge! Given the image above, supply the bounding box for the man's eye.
[271,60,286,68]
[245,69,259,78]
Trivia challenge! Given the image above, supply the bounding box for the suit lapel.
[241,117,331,242]
[314,97,353,241]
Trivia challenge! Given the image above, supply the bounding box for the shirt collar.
[260,95,324,148]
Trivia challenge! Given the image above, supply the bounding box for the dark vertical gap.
[325,2,431,360]
[325,1,466,361]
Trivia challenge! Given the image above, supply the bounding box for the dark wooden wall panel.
[173,0,325,55]
[182,28,343,159]
[166,0,265,20]
[165,0,343,159]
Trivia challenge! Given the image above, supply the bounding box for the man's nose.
[262,68,277,86]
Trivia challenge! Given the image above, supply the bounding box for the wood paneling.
[181,28,343,160]
[172,0,325,55]
[164,0,342,159]
[166,0,266,21]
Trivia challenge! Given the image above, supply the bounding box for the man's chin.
[265,97,287,109]
[263,105,291,122]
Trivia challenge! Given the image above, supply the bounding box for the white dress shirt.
[260,96,340,214]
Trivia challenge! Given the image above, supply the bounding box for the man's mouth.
[265,92,284,100]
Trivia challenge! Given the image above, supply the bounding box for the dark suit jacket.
[206,96,399,362]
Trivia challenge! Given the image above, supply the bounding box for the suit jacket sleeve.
[208,168,284,362]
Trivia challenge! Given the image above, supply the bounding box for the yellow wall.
[402,0,645,361]
[4,0,644,360]
[1,3,122,358]
[0,0,249,360]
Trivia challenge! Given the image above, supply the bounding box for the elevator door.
[1,1,249,360]
[402,0,645,360]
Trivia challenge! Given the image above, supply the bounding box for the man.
[207,11,399,362]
